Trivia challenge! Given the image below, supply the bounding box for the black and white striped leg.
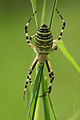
[24,56,38,98]
[25,11,37,53]
[30,34,35,41]
[56,8,66,41]
[40,60,54,97]
[46,60,54,94]
[50,39,58,51]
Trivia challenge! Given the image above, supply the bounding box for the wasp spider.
[24,9,66,97]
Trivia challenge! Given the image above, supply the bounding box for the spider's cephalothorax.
[24,9,66,98]
[34,24,53,54]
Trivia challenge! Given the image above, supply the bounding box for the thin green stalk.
[58,40,80,75]
[41,0,46,24]
[40,0,51,120]
[48,0,58,119]
[27,64,44,120]
[30,1,39,119]
[48,95,57,120]
[42,77,50,120]
[30,0,38,28]
[49,0,57,30]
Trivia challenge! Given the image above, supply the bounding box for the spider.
[24,8,66,97]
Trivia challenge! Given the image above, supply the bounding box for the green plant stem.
[40,0,50,119]
[27,64,44,120]
[48,95,57,120]
[42,77,50,120]
[41,0,46,24]
[49,0,57,30]
[58,40,80,75]
[30,0,38,28]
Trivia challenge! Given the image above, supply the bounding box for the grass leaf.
[30,1,42,120]
[48,0,58,119]
[42,77,50,120]
[41,0,46,24]
[40,0,50,120]
[58,40,80,75]
[49,0,57,29]
[30,0,38,28]
[48,95,57,120]
[27,64,44,120]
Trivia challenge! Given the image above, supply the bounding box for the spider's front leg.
[23,56,38,99]
[25,11,37,53]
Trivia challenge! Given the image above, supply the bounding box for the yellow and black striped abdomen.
[34,24,53,54]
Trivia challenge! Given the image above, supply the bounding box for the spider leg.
[52,40,58,51]
[40,59,54,97]
[51,9,66,51]
[23,56,38,98]
[46,60,54,94]
[30,34,35,41]
[25,11,37,53]
[56,8,66,41]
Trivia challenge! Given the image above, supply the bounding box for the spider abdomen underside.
[34,24,53,54]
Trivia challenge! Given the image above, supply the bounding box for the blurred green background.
[0,0,80,120]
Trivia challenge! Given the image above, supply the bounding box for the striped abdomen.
[34,24,53,54]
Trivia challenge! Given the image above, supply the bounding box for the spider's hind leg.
[23,56,38,99]
[46,60,54,94]
[40,59,54,97]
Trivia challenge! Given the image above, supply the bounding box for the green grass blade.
[27,64,44,120]
[41,1,50,120]
[41,0,46,24]
[30,1,40,119]
[58,40,80,75]
[48,95,57,120]
[48,0,58,119]
[42,77,50,120]
[30,0,38,28]
[49,0,57,29]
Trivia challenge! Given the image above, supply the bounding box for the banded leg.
[25,11,37,53]
[23,56,38,98]
[40,59,54,97]
[30,34,35,41]
[56,8,66,41]
[51,40,58,51]
[51,9,66,51]
[46,60,54,94]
